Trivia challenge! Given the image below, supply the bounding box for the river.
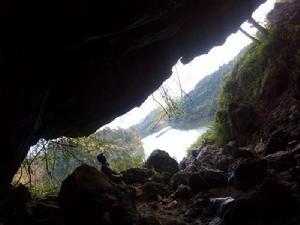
[142,126,208,162]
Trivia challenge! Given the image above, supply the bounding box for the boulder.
[174,185,191,199]
[165,219,188,225]
[29,197,64,225]
[208,217,223,225]
[195,146,234,171]
[183,198,208,221]
[139,213,161,225]
[146,150,179,174]
[171,171,192,190]
[228,103,256,137]
[222,141,238,155]
[232,147,256,159]
[290,166,300,183]
[228,159,267,190]
[122,168,153,185]
[150,172,172,185]
[179,156,195,170]
[59,164,138,225]
[265,129,292,155]
[209,197,234,217]
[223,179,300,225]
[183,159,203,173]
[0,184,31,225]
[189,169,227,193]
[142,181,171,200]
[265,151,297,171]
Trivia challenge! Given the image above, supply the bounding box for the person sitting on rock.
[97,153,122,183]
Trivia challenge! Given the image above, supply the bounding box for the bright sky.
[102,0,276,130]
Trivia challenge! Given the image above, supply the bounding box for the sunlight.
[103,0,275,130]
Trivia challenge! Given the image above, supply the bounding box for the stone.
[0,184,31,225]
[228,103,256,137]
[171,171,192,189]
[29,197,64,225]
[139,213,161,225]
[232,147,256,159]
[195,146,234,172]
[150,172,172,184]
[165,219,188,225]
[254,141,265,154]
[122,168,153,185]
[59,164,138,225]
[142,182,171,200]
[228,159,267,190]
[223,179,300,225]
[208,217,223,225]
[265,129,292,155]
[191,219,203,225]
[222,141,238,155]
[191,149,201,158]
[189,169,227,193]
[265,150,297,171]
[196,146,211,162]
[209,197,234,216]
[179,156,195,170]
[174,185,191,199]
[290,166,300,183]
[146,150,179,174]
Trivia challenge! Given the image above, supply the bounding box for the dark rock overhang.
[0,0,265,188]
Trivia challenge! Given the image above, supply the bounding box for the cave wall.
[0,0,265,191]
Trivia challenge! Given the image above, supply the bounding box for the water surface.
[142,126,208,161]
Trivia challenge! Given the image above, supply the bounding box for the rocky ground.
[1,140,300,225]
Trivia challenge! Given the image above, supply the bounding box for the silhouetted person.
[97,153,122,183]
[97,153,109,167]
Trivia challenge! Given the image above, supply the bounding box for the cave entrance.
[13,0,275,194]
[101,0,275,161]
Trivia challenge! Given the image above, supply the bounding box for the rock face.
[59,164,138,225]
[189,169,227,193]
[0,185,31,225]
[146,150,179,174]
[228,103,256,138]
[0,0,265,191]
[228,160,267,190]
[265,129,293,155]
[174,185,191,199]
[122,168,154,185]
[209,197,234,217]
[223,179,300,225]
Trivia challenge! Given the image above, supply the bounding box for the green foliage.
[15,128,145,197]
[29,183,59,199]
[187,109,232,151]
[170,53,243,130]
[110,149,145,172]
[187,125,216,153]
[198,23,300,147]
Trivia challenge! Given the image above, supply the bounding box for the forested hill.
[169,50,244,129]
[131,48,246,137]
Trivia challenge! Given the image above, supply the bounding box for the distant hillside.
[169,56,241,129]
[130,108,167,138]
[131,49,246,137]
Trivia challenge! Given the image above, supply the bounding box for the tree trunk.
[239,28,260,43]
[248,17,269,37]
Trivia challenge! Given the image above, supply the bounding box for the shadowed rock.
[146,150,179,174]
